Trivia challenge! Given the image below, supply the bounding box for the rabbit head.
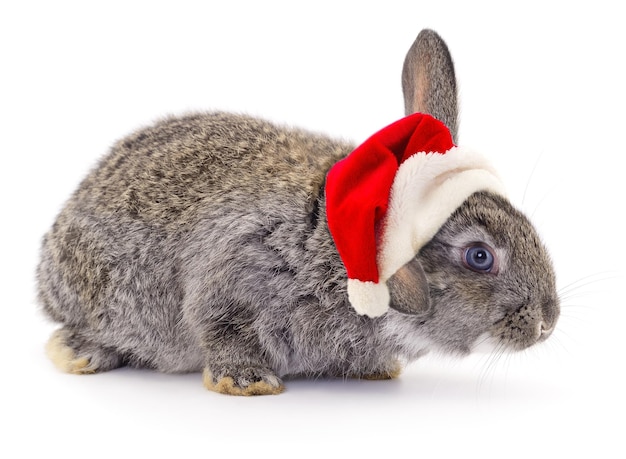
[381,30,560,354]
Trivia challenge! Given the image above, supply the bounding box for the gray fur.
[37,30,559,395]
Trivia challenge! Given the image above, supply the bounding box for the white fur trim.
[347,279,390,318]
[378,146,507,281]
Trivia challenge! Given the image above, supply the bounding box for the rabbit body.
[38,31,560,395]
[38,113,421,389]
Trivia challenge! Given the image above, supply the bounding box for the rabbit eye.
[463,244,497,274]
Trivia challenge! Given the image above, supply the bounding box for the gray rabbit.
[37,29,560,395]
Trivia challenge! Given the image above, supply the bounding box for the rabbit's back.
[37,112,352,372]
[72,112,349,226]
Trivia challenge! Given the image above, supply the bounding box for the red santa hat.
[325,113,506,317]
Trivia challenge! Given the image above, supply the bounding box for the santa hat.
[325,113,506,318]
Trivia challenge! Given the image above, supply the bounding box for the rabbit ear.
[402,29,459,143]
[387,257,432,316]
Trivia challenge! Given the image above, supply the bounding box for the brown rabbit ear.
[402,29,459,143]
[387,257,431,316]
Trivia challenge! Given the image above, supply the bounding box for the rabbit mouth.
[486,300,559,352]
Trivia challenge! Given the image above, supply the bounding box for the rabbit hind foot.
[46,328,123,375]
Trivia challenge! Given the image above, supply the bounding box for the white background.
[2,1,624,457]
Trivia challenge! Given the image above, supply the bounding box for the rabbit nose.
[539,320,555,339]
[539,298,559,340]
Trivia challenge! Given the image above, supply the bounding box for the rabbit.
[37,29,560,396]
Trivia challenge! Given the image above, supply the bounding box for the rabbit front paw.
[203,363,284,396]
[356,360,403,380]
